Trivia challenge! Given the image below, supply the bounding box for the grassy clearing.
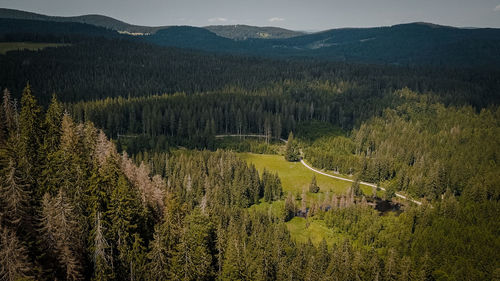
[0,42,70,54]
[248,200,284,217]
[248,200,341,246]
[239,152,353,195]
[285,217,341,246]
[240,152,387,246]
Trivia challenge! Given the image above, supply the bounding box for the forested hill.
[0,8,302,39]
[1,85,499,281]
[0,18,121,41]
[204,25,304,39]
[0,8,169,34]
[146,22,500,66]
[2,35,499,107]
[2,9,500,67]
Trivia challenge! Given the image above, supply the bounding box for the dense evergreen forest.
[1,35,500,106]
[2,15,500,67]
[0,20,499,280]
[1,85,499,280]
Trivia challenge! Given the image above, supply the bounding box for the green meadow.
[238,152,377,196]
[248,200,341,246]
[0,42,69,54]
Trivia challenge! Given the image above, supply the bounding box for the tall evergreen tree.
[40,190,83,281]
[91,212,114,281]
[0,145,30,228]
[284,132,300,162]
[171,209,215,281]
[42,95,64,153]
[147,195,186,280]
[309,175,320,193]
[0,226,33,281]
[19,84,42,177]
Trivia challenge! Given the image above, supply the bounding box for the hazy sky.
[2,0,500,31]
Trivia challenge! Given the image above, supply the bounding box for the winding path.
[215,134,422,205]
[300,159,422,205]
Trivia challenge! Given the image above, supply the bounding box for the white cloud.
[495,4,500,11]
[208,17,228,23]
[268,17,285,22]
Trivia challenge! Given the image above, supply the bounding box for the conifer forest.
[0,5,499,281]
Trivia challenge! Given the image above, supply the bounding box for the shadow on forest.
[374,199,402,215]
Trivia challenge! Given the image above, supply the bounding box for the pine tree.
[221,223,247,280]
[128,234,147,281]
[19,84,42,179]
[306,239,329,280]
[108,175,142,280]
[351,178,361,196]
[0,147,30,228]
[40,190,83,281]
[283,192,296,222]
[1,89,18,139]
[42,95,63,153]
[301,189,307,215]
[0,226,33,281]
[147,224,171,280]
[384,248,398,281]
[171,209,215,281]
[0,89,13,144]
[92,212,114,281]
[147,195,186,280]
[284,132,300,162]
[309,175,320,193]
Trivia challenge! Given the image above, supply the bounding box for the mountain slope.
[146,22,500,66]
[2,8,500,67]
[205,25,304,40]
[0,8,169,34]
[267,22,500,65]
[0,18,121,40]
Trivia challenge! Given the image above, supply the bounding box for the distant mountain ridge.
[1,8,500,67]
[204,25,304,39]
[145,22,500,67]
[0,8,302,38]
[0,8,169,34]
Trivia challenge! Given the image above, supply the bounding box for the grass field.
[240,152,384,246]
[238,153,374,196]
[248,200,341,246]
[286,217,341,246]
[0,42,70,54]
[248,200,284,217]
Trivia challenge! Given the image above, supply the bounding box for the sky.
[2,0,500,31]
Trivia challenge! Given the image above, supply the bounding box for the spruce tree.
[42,95,63,153]
[283,192,296,222]
[91,212,114,281]
[221,223,246,280]
[147,195,186,280]
[284,132,300,162]
[2,88,17,139]
[108,175,142,280]
[0,226,33,281]
[171,209,215,281]
[0,145,31,228]
[40,190,83,281]
[309,175,320,193]
[19,84,42,176]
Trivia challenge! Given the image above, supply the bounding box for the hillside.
[2,8,500,67]
[0,5,499,280]
[146,22,500,67]
[0,8,169,34]
[0,18,121,40]
[0,8,305,38]
[205,24,304,39]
